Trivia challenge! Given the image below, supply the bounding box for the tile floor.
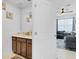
[57,49,76,59]
[57,39,76,59]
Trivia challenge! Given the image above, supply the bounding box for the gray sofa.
[57,31,71,39]
[65,34,76,51]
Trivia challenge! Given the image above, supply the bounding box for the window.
[57,18,75,33]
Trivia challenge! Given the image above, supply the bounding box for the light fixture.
[57,4,73,16]
[61,8,73,14]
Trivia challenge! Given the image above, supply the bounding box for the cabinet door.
[21,39,27,57]
[27,40,32,59]
[12,37,17,53]
[17,38,21,55]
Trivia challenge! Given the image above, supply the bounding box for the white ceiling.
[56,0,75,7]
[3,0,75,9]
[3,0,32,8]
[46,0,75,7]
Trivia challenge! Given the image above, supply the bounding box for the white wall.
[2,2,20,57]
[21,7,32,32]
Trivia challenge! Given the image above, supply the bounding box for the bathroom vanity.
[12,33,32,59]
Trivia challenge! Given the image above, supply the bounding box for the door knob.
[34,32,37,35]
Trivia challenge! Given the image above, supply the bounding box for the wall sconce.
[2,2,6,10]
[26,14,32,22]
[6,11,13,20]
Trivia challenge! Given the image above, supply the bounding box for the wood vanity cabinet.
[12,36,32,59]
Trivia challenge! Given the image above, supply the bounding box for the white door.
[32,0,56,59]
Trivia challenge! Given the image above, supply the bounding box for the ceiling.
[3,0,75,9]
[45,0,75,16]
[3,0,32,8]
[45,0,75,7]
[56,0,75,7]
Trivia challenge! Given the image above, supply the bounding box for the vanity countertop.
[12,32,32,39]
